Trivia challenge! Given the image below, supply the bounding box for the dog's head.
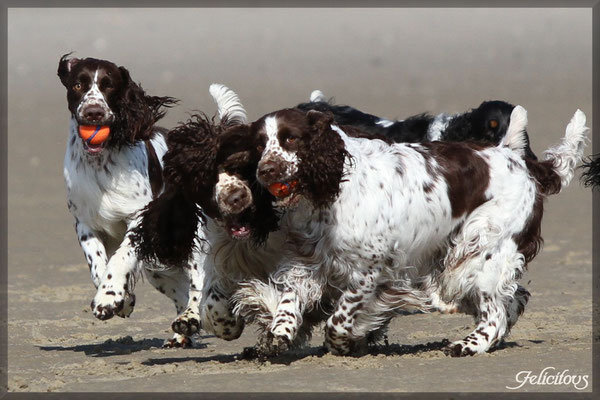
[472,100,537,160]
[471,100,516,144]
[57,53,177,154]
[133,113,280,266]
[254,108,349,209]
[169,116,278,242]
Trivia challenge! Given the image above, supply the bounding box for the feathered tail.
[209,83,247,125]
[543,109,588,190]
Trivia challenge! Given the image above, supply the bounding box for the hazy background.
[7,8,593,392]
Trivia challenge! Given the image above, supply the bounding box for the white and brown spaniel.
[58,54,205,347]
[236,105,587,356]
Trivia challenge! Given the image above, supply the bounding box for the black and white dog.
[58,54,205,347]
[237,105,587,357]
[133,85,299,345]
[297,90,538,159]
[581,155,600,190]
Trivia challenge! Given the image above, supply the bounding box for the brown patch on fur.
[513,193,544,264]
[511,159,562,264]
[525,159,562,195]
[424,142,491,218]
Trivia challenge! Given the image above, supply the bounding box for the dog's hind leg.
[441,238,528,357]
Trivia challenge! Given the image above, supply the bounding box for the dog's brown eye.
[73,82,82,90]
[286,137,296,144]
[489,119,499,129]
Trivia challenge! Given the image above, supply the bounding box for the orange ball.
[78,125,110,145]
[269,180,297,198]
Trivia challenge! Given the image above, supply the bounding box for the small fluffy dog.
[58,54,205,347]
[297,90,538,159]
[235,105,587,356]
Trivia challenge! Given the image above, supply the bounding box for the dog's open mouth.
[225,219,252,240]
[78,125,110,155]
[83,141,107,154]
[268,180,300,207]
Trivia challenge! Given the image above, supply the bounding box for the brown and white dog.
[58,54,205,347]
[236,105,587,356]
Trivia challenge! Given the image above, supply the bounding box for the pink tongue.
[230,225,249,236]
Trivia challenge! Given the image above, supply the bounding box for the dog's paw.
[324,337,352,356]
[256,330,292,357]
[163,334,195,349]
[271,322,294,343]
[442,340,477,357]
[171,308,201,336]
[91,288,135,321]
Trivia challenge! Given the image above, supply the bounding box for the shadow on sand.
[140,338,531,367]
[38,335,208,357]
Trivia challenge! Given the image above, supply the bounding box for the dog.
[581,155,600,190]
[132,84,301,345]
[236,105,587,356]
[297,90,538,159]
[58,54,205,347]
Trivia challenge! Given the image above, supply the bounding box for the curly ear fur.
[162,113,221,215]
[297,110,349,208]
[111,66,178,145]
[132,184,204,267]
[250,185,281,246]
[580,154,600,191]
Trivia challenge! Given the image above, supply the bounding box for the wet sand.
[6,8,593,392]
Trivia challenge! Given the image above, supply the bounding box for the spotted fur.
[59,55,205,347]
[249,107,587,356]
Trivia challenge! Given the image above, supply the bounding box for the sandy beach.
[6,8,593,393]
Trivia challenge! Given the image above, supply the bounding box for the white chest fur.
[63,118,166,239]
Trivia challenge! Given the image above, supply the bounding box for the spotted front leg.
[324,267,384,356]
[75,221,108,288]
[202,286,244,341]
[91,239,138,320]
[267,287,301,354]
[171,262,205,338]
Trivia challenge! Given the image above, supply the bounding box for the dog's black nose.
[225,188,249,209]
[83,106,106,122]
[258,160,281,181]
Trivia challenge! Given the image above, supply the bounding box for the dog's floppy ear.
[581,155,600,191]
[132,184,204,267]
[115,66,154,142]
[57,53,78,87]
[297,110,349,208]
[114,66,178,143]
[163,113,220,206]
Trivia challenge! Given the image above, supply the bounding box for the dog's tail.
[542,109,588,191]
[309,89,327,103]
[209,83,247,126]
[500,105,529,157]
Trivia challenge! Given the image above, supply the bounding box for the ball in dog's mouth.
[268,180,298,198]
[79,125,110,154]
